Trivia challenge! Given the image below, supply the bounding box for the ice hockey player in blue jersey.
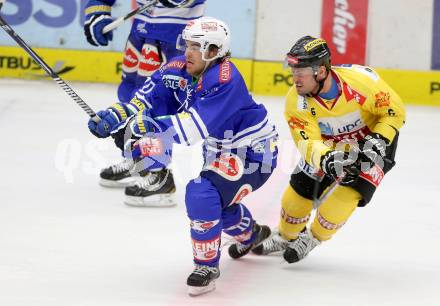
[83,0,206,201]
[87,16,279,296]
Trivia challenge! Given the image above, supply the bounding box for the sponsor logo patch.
[343,82,367,105]
[219,60,231,83]
[122,41,140,73]
[304,38,326,52]
[138,137,163,157]
[360,164,385,187]
[192,237,221,262]
[288,116,307,130]
[374,91,391,108]
[281,208,310,225]
[201,22,218,31]
[139,44,161,76]
[206,153,244,181]
[190,219,220,234]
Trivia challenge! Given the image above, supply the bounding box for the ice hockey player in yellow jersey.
[252,36,406,263]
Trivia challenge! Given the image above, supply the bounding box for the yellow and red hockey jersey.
[285,64,406,170]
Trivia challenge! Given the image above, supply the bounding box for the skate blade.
[99,177,135,188]
[124,193,177,208]
[188,282,216,297]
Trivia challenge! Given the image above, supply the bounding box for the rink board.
[1,46,439,106]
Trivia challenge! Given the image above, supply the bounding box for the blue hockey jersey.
[129,55,278,167]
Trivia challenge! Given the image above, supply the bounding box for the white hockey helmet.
[181,16,231,61]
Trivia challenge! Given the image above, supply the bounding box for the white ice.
[0,78,439,306]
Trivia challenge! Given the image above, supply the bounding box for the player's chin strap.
[194,54,223,79]
[312,65,330,96]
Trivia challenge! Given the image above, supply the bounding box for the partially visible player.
[83,0,206,205]
[252,36,406,263]
[87,17,279,295]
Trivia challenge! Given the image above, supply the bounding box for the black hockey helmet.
[286,36,331,71]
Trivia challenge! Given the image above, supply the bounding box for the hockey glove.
[110,109,157,152]
[88,110,120,138]
[110,110,173,170]
[320,150,361,186]
[84,0,114,46]
[158,0,193,8]
[360,133,389,170]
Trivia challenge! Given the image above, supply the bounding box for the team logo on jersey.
[206,153,244,181]
[190,219,220,234]
[192,237,221,262]
[139,44,161,77]
[122,41,140,73]
[374,91,391,108]
[229,184,253,206]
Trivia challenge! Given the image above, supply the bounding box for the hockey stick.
[313,179,338,209]
[102,0,158,34]
[0,7,99,122]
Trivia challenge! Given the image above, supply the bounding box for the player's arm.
[87,71,171,138]
[357,68,406,167]
[362,78,406,143]
[284,90,331,169]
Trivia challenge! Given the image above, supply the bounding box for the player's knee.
[185,177,222,219]
[281,185,313,215]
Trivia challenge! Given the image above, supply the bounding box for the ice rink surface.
[0,79,439,306]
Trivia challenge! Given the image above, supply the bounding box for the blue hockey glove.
[110,109,157,151]
[88,110,120,138]
[84,0,114,46]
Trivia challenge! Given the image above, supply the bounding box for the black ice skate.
[124,168,176,207]
[187,264,220,296]
[99,158,136,188]
[228,223,271,259]
[283,228,321,263]
[252,228,289,255]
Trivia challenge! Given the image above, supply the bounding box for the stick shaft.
[102,0,157,34]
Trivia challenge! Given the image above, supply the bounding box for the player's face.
[184,41,206,76]
[184,41,218,76]
[290,66,319,95]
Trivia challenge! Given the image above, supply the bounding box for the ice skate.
[252,228,289,255]
[283,228,321,263]
[228,223,271,259]
[187,264,220,296]
[124,168,176,207]
[99,158,136,188]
